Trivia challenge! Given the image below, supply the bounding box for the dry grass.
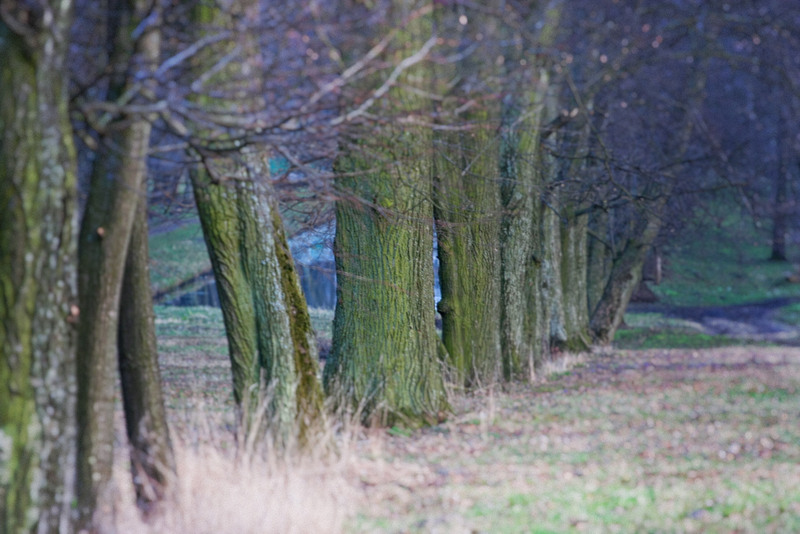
[106,410,360,534]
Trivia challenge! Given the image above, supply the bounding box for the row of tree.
[2,0,798,532]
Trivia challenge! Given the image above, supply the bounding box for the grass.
[776,302,800,325]
[101,298,799,533]
[652,207,800,308]
[614,312,773,350]
[615,204,800,349]
[132,200,800,531]
[349,347,800,532]
[149,221,210,295]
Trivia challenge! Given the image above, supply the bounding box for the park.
[2,0,799,532]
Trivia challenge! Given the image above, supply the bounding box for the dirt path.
[630,297,800,343]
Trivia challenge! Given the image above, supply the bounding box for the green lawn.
[652,207,799,307]
[149,221,210,295]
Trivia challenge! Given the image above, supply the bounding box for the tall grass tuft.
[106,409,359,534]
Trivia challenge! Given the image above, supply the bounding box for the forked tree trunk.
[75,0,162,525]
[0,5,79,532]
[590,197,667,345]
[589,53,708,345]
[118,195,175,510]
[192,168,324,443]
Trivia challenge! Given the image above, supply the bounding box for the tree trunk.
[559,208,591,351]
[324,2,447,426]
[586,211,613,316]
[590,198,667,345]
[589,53,708,345]
[771,109,789,261]
[325,141,448,426]
[75,0,162,525]
[192,166,324,443]
[118,195,175,511]
[434,124,503,387]
[0,4,79,532]
[539,197,568,351]
[500,1,564,377]
[500,78,551,380]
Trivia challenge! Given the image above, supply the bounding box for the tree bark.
[75,0,162,525]
[499,2,562,379]
[324,2,447,426]
[590,198,666,344]
[118,195,175,511]
[0,3,79,532]
[559,208,591,351]
[434,123,503,387]
[586,211,613,316]
[539,196,568,352]
[192,166,324,443]
[325,140,448,426]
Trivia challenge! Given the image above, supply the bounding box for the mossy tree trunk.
[430,6,505,388]
[586,210,613,317]
[192,164,324,444]
[539,194,568,353]
[0,3,79,532]
[559,207,591,351]
[325,137,448,426]
[118,194,175,511]
[434,123,503,387]
[499,2,562,380]
[75,0,164,526]
[187,0,324,445]
[556,113,593,353]
[324,1,447,425]
[533,63,572,364]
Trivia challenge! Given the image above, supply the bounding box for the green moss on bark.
[1,9,78,532]
[434,123,503,387]
[325,140,448,427]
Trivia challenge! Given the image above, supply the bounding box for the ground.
[625,296,800,346]
[135,210,800,532]
[351,346,800,533]
[145,305,800,532]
